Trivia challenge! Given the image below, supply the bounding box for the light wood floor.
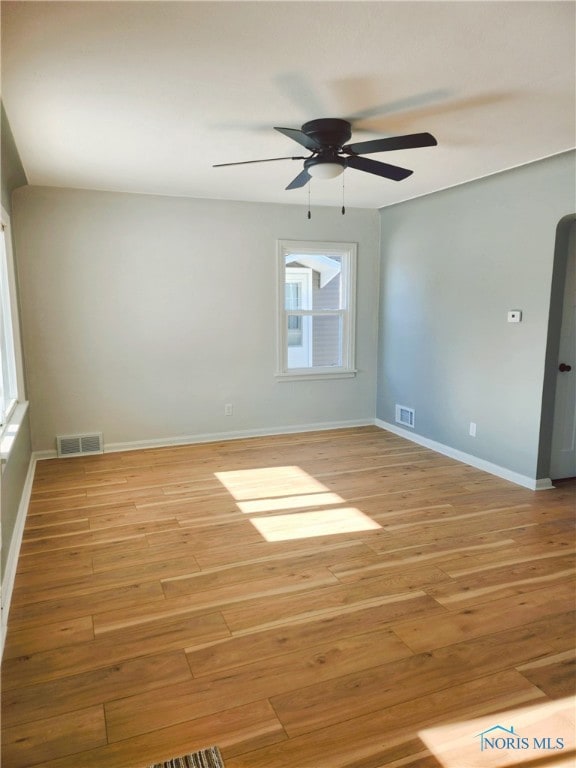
[2,426,575,768]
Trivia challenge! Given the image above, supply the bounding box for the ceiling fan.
[213,118,437,190]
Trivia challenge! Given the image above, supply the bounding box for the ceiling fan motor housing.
[301,118,352,148]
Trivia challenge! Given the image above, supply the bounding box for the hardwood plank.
[381,507,570,543]
[90,538,203,572]
[12,552,94,583]
[336,537,516,581]
[22,518,90,539]
[2,650,193,728]
[88,505,193,529]
[31,473,128,496]
[105,626,413,742]
[392,580,576,652]
[30,486,88,501]
[269,623,556,737]
[381,502,533,529]
[1,705,107,768]
[520,610,576,652]
[161,542,378,598]
[2,616,94,660]
[2,612,229,689]
[438,540,576,578]
[14,539,138,576]
[13,555,202,606]
[93,566,339,635]
[186,600,433,678]
[517,648,576,698]
[19,518,180,556]
[26,502,137,524]
[191,531,374,569]
[225,670,543,768]
[6,579,165,633]
[510,515,576,544]
[222,576,448,634]
[31,700,284,768]
[426,554,575,609]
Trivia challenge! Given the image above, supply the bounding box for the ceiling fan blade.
[343,132,437,155]
[275,126,323,152]
[285,168,311,190]
[346,155,413,181]
[213,155,305,168]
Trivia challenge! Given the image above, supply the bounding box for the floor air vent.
[56,433,103,457]
[395,405,415,429]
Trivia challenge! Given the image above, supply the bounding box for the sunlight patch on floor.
[418,696,576,768]
[249,507,381,542]
[215,465,381,541]
[215,466,328,500]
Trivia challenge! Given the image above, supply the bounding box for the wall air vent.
[56,433,103,457]
[395,405,415,429]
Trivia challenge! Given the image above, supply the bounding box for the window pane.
[286,314,311,367]
[312,256,342,311]
[285,265,312,311]
[286,314,342,369]
[310,315,342,367]
[285,254,343,310]
[285,282,301,311]
[287,314,303,347]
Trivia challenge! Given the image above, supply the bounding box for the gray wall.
[13,187,380,452]
[1,102,31,584]
[377,150,576,481]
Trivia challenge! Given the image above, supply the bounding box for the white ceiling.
[1,1,575,210]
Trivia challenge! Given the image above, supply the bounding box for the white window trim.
[276,239,357,381]
[1,206,26,438]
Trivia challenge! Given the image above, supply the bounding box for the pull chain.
[341,172,346,215]
[307,182,311,219]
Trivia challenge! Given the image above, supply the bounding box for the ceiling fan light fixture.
[307,162,345,180]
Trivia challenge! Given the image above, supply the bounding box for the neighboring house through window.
[277,240,357,379]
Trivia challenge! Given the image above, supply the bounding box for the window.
[0,210,23,427]
[277,240,357,379]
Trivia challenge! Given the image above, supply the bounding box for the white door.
[286,267,313,368]
[550,224,576,479]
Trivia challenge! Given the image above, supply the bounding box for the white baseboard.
[374,419,552,491]
[34,419,376,460]
[1,454,37,659]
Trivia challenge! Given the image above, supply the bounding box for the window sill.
[1,401,29,470]
[275,369,357,382]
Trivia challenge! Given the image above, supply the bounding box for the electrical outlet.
[469,422,477,437]
[224,403,233,416]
